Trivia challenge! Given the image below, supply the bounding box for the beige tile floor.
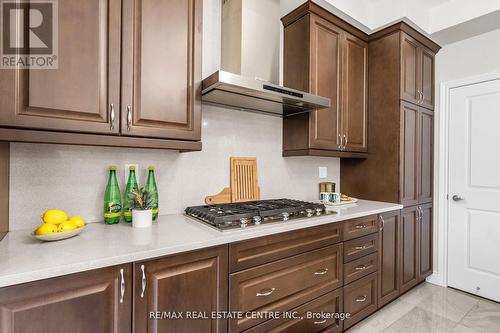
[347,283,500,333]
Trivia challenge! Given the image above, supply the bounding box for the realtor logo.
[1,0,58,69]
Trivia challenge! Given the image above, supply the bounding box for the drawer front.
[244,289,343,333]
[230,223,342,272]
[342,215,379,241]
[343,272,378,329]
[230,244,343,332]
[344,233,379,263]
[344,252,378,284]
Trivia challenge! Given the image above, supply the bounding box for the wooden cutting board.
[205,157,260,204]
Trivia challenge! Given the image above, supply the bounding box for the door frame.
[431,71,500,287]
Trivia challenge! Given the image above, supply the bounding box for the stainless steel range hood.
[201,0,330,117]
[202,71,331,117]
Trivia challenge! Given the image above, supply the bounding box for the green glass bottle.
[103,166,122,224]
[123,166,139,223]
[145,166,159,221]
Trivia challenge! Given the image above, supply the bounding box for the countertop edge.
[0,202,402,288]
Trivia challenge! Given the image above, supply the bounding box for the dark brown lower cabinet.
[378,210,401,307]
[0,264,132,333]
[419,204,433,280]
[400,206,419,293]
[245,289,343,333]
[134,245,228,333]
[343,272,378,329]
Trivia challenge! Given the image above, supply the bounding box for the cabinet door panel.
[420,49,435,110]
[134,246,228,333]
[378,210,401,307]
[400,206,419,293]
[308,15,342,150]
[342,33,368,152]
[0,0,121,134]
[0,265,132,333]
[400,34,420,104]
[122,0,202,140]
[419,204,433,280]
[419,109,433,203]
[400,102,420,206]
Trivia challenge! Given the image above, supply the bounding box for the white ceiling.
[280,0,500,45]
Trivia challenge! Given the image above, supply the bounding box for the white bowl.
[33,226,85,242]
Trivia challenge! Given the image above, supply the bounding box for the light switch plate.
[319,166,327,179]
[124,164,140,184]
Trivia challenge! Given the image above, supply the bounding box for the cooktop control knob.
[282,212,290,221]
[305,209,314,217]
[253,216,262,225]
[239,218,249,228]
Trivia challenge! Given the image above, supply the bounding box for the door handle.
[452,195,464,202]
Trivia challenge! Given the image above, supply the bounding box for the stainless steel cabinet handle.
[127,105,132,131]
[355,265,367,271]
[110,103,115,130]
[314,268,329,275]
[452,195,464,201]
[343,134,348,150]
[314,319,327,325]
[256,287,276,297]
[338,133,342,150]
[140,264,146,298]
[119,268,125,304]
[355,245,369,250]
[355,295,367,302]
[379,215,385,231]
[355,224,367,229]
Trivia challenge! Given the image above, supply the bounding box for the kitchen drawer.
[229,223,342,272]
[342,215,379,241]
[244,289,343,333]
[344,233,379,263]
[230,244,343,332]
[344,252,378,284]
[343,272,378,329]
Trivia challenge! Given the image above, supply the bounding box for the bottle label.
[104,203,122,218]
[124,211,132,217]
[104,212,122,218]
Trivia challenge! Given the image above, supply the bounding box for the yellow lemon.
[35,223,58,235]
[42,209,68,225]
[58,220,77,232]
[69,216,85,228]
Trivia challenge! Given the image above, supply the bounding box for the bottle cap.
[109,165,117,171]
[129,165,136,171]
[148,166,155,171]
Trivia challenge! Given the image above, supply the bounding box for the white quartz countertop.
[0,200,402,288]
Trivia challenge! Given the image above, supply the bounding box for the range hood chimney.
[202,0,331,117]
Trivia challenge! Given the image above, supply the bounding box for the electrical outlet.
[124,164,140,184]
[318,166,327,179]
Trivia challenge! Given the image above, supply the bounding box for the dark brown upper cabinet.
[0,264,132,333]
[401,33,435,110]
[0,0,122,134]
[341,23,439,207]
[0,0,202,151]
[121,0,202,141]
[134,245,228,333]
[282,2,368,158]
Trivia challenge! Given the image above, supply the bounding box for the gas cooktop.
[185,199,335,231]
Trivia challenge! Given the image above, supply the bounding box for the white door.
[448,78,500,302]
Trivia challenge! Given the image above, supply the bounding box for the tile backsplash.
[9,105,340,230]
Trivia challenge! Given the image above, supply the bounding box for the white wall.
[431,27,500,285]
[8,0,340,230]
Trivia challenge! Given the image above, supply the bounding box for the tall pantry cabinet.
[341,23,440,304]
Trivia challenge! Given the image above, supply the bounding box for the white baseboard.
[426,271,446,286]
